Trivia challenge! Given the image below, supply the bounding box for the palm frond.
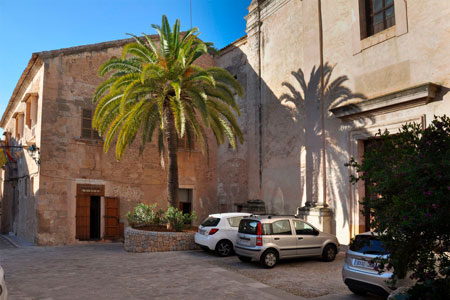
[93,76,117,103]
[122,42,154,62]
[98,58,142,77]
[207,67,243,97]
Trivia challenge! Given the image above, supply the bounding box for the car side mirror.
[314,229,320,236]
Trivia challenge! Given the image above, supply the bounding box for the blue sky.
[0,0,251,120]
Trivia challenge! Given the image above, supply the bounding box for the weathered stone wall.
[217,0,450,244]
[217,38,251,211]
[0,63,44,243]
[35,38,219,245]
[124,227,198,253]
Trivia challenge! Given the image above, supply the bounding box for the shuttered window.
[81,109,101,140]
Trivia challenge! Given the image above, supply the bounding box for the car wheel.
[238,255,252,263]
[322,244,337,262]
[348,287,367,296]
[260,249,278,268]
[215,240,233,257]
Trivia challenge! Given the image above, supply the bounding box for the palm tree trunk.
[165,107,179,208]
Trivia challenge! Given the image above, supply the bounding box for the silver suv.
[235,215,340,268]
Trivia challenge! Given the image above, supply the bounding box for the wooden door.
[104,197,120,239]
[76,196,90,240]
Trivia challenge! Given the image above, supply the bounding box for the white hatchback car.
[195,212,251,256]
[0,265,7,300]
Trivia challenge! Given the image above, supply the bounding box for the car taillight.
[256,222,263,246]
[209,228,219,235]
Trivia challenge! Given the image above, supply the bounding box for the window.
[30,177,34,196]
[272,220,292,235]
[262,224,272,235]
[81,109,101,140]
[238,219,259,234]
[25,94,38,129]
[227,216,245,227]
[293,220,316,235]
[365,0,395,37]
[14,113,24,139]
[201,217,220,227]
[24,177,28,197]
[350,234,388,254]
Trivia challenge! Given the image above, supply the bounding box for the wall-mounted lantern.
[27,144,40,165]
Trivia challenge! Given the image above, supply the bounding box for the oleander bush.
[126,203,164,227]
[127,203,196,232]
[165,206,197,232]
[347,115,450,299]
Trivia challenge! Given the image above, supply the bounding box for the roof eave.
[0,54,41,128]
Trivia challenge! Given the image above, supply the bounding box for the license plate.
[239,236,251,245]
[353,259,374,269]
[200,229,207,235]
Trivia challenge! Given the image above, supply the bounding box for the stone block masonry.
[124,227,199,253]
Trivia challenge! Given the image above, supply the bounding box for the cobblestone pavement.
[0,242,382,300]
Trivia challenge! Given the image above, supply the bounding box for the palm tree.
[92,15,244,207]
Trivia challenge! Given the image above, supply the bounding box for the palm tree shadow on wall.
[280,63,369,228]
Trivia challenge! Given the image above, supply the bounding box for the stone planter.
[124,226,199,253]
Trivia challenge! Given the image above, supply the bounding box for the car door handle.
[274,238,280,240]
[298,237,303,240]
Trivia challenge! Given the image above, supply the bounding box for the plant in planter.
[127,203,164,227]
[165,206,197,232]
[127,204,197,232]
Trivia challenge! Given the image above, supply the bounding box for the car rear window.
[201,217,220,227]
[350,235,387,254]
[239,219,259,234]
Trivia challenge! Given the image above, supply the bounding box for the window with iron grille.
[365,0,395,37]
[81,109,101,140]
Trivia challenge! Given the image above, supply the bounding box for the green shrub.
[127,203,164,227]
[127,204,197,231]
[165,206,197,232]
[346,115,450,294]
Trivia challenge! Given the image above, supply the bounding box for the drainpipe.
[257,1,263,196]
[318,0,327,207]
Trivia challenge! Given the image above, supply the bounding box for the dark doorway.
[180,202,192,215]
[90,196,101,239]
[178,189,193,223]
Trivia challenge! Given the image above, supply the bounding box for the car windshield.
[201,217,220,227]
[350,235,388,254]
[239,219,259,234]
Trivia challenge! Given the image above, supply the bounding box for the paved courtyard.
[0,241,382,300]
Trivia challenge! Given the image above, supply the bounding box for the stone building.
[217,0,450,244]
[2,0,449,246]
[0,37,218,245]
